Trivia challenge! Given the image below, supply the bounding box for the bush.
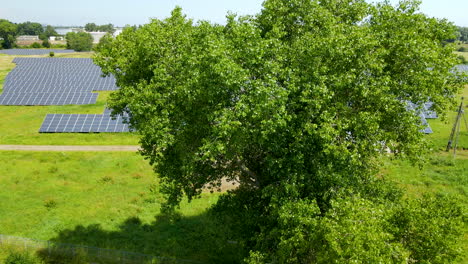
[244,194,466,264]
[65,32,93,51]
[389,194,466,263]
[42,40,50,48]
[30,42,41,49]
[4,251,41,264]
[457,46,467,52]
[49,51,54,57]
[458,55,468,64]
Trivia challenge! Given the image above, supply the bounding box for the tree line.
[84,23,115,34]
[0,19,115,50]
[0,19,57,49]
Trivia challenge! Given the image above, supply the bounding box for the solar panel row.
[0,58,118,106]
[407,102,436,134]
[0,92,98,106]
[0,49,75,56]
[39,112,130,133]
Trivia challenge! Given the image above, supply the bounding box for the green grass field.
[0,151,239,263]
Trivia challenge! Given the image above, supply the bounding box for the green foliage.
[42,40,50,48]
[457,46,467,52]
[98,24,115,34]
[458,27,468,42]
[85,23,98,32]
[389,194,466,263]
[30,42,41,49]
[458,55,468,64]
[94,0,467,261]
[94,33,113,51]
[44,25,58,38]
[85,23,115,33]
[17,21,43,36]
[4,251,41,264]
[66,32,93,51]
[0,19,18,49]
[245,194,466,264]
[49,51,54,57]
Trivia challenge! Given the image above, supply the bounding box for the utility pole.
[446,97,467,156]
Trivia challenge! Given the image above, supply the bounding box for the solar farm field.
[0,53,138,145]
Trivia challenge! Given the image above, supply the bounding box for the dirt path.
[0,145,140,152]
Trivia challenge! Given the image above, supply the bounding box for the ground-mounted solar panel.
[0,49,75,56]
[39,111,130,133]
[0,92,97,105]
[0,58,119,106]
[423,102,438,119]
[455,64,468,72]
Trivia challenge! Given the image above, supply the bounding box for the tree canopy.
[458,26,468,42]
[17,21,43,35]
[0,19,18,49]
[85,23,115,33]
[95,0,466,262]
[65,32,93,51]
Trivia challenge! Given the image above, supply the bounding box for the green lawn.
[0,53,139,145]
[0,151,240,263]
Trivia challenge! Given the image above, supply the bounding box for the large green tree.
[17,21,43,35]
[95,0,466,262]
[65,32,93,51]
[85,23,98,32]
[458,26,468,42]
[0,19,17,49]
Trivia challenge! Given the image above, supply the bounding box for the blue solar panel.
[0,92,97,105]
[39,109,131,133]
[0,58,119,106]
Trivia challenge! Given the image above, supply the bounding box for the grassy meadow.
[0,151,239,263]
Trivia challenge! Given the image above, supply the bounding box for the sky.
[0,0,467,27]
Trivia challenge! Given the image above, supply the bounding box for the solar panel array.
[407,102,437,134]
[39,109,131,133]
[0,49,75,56]
[0,58,118,105]
[455,64,468,72]
[0,92,97,105]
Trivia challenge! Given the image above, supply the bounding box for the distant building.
[17,35,39,41]
[88,32,108,44]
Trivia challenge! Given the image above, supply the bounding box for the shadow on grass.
[45,212,244,264]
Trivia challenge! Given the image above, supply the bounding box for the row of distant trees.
[0,19,58,49]
[84,23,115,34]
[457,26,468,42]
[0,19,116,51]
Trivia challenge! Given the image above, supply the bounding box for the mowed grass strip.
[0,53,139,145]
[0,151,236,262]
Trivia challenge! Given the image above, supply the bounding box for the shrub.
[30,42,41,49]
[49,51,54,57]
[457,46,467,52]
[43,198,57,210]
[42,40,50,48]
[458,55,468,64]
[65,32,93,51]
[4,251,41,264]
